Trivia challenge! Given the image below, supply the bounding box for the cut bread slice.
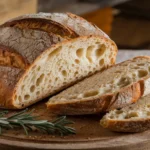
[0,32,117,109]
[1,12,109,38]
[47,56,150,115]
[100,94,150,132]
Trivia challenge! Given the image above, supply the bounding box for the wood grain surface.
[0,99,150,150]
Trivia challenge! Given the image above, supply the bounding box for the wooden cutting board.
[0,100,150,150]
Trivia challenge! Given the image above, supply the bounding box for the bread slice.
[100,94,150,132]
[47,56,150,115]
[1,12,109,38]
[0,29,117,109]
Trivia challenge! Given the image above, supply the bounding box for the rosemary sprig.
[0,109,75,136]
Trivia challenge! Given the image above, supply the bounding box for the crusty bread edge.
[100,117,150,132]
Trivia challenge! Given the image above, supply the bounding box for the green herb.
[0,109,75,136]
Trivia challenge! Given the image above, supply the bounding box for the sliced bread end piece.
[47,56,150,115]
[100,94,150,132]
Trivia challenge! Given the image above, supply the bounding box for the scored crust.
[1,17,78,39]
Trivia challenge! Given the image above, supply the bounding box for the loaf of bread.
[0,13,117,109]
[100,94,150,132]
[47,56,150,115]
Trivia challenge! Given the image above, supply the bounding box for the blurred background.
[0,0,150,50]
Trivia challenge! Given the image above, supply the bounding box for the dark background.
[1,0,149,50]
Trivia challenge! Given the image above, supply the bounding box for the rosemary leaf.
[0,109,75,136]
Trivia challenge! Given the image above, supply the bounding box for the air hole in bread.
[147,112,150,116]
[137,63,145,66]
[55,77,58,81]
[147,104,150,108]
[36,74,44,86]
[24,94,30,100]
[110,115,114,119]
[76,48,84,58]
[21,85,24,90]
[115,71,122,73]
[103,87,111,93]
[148,66,150,72]
[117,77,131,87]
[86,46,94,63]
[132,73,136,79]
[74,71,78,75]
[18,96,22,102]
[132,66,140,69]
[88,71,92,75]
[48,46,62,60]
[125,112,139,119]
[95,44,106,58]
[75,59,80,64]
[99,59,104,66]
[83,90,99,98]
[30,85,35,92]
[37,66,41,71]
[111,58,114,64]
[138,70,148,78]
[62,70,67,77]
[96,42,100,45]
[36,91,40,95]
[116,110,123,114]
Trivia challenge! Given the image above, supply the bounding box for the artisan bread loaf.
[100,94,150,132]
[47,56,150,115]
[1,12,109,38]
[0,27,117,108]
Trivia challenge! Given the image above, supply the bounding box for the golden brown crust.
[0,44,28,69]
[1,18,78,38]
[100,118,150,133]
